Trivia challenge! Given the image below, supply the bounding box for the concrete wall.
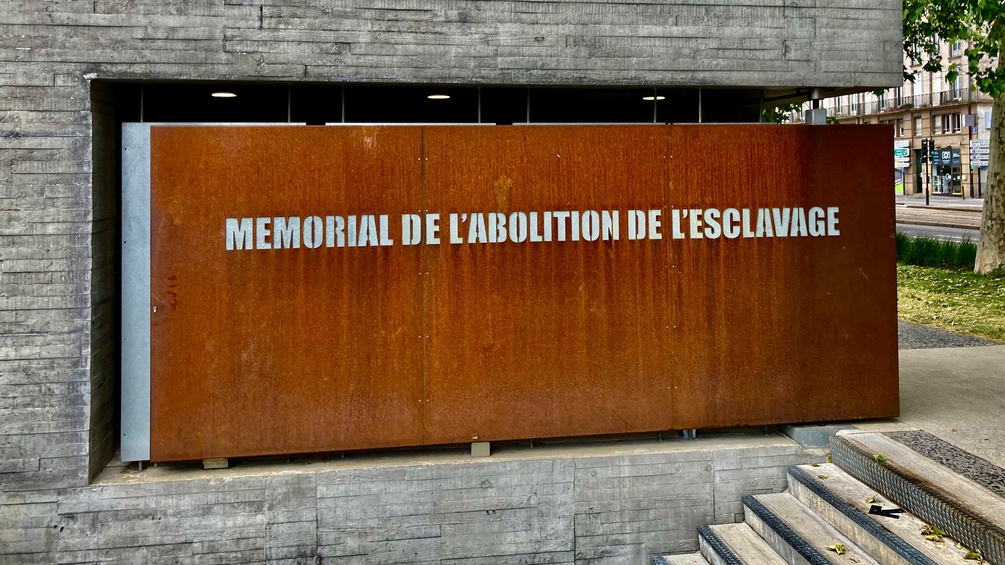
[2,435,823,564]
[2,0,891,561]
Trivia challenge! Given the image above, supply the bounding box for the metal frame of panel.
[121,123,151,462]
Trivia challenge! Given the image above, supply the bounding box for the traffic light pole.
[925,157,930,206]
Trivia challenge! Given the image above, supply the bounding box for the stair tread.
[704,523,788,564]
[790,463,979,564]
[746,492,880,564]
[656,553,709,565]
[837,431,1005,529]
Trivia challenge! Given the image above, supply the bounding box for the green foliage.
[897,233,979,269]
[958,237,979,267]
[902,0,1004,97]
[761,103,802,124]
[895,231,912,261]
[909,235,943,267]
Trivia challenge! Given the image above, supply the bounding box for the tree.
[903,0,1004,273]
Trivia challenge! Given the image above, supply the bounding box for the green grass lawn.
[898,264,1005,343]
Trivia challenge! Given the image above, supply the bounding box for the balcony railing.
[830,89,992,118]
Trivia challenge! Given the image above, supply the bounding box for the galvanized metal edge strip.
[120,123,151,462]
[697,524,743,565]
[741,495,832,565]
[788,465,938,565]
[831,436,1005,565]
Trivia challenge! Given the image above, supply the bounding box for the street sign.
[970,139,989,167]
[894,140,910,169]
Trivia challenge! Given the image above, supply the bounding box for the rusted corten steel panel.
[421,127,674,444]
[665,125,899,428]
[147,124,897,462]
[149,127,426,461]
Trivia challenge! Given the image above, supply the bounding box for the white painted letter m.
[226,218,253,250]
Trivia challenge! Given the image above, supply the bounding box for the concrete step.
[743,492,880,564]
[698,523,788,565]
[788,463,978,564]
[652,552,709,565]
[832,430,1005,565]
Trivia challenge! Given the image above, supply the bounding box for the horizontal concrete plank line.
[69,483,270,503]
[92,1,258,17]
[573,495,712,512]
[0,12,258,29]
[495,56,805,72]
[0,47,248,65]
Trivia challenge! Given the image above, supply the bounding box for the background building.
[818,40,995,197]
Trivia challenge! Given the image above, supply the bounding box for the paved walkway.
[895,322,1005,468]
[894,193,983,230]
[896,194,984,210]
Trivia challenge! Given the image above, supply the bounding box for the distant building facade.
[820,40,995,198]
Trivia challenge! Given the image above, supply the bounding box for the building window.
[896,119,904,137]
[934,114,956,134]
[914,116,922,135]
[951,41,962,56]
[949,75,962,100]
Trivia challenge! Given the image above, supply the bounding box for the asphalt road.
[896,222,981,243]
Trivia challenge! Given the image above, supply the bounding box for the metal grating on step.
[832,435,1005,565]
[788,465,939,565]
[697,524,743,565]
[741,495,832,565]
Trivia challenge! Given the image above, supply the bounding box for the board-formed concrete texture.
[1,0,899,562]
[1,434,823,563]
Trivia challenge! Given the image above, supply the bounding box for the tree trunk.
[975,78,1005,273]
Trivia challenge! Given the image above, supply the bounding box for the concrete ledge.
[780,422,857,448]
[1,432,825,564]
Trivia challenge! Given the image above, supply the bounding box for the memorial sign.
[122,124,899,462]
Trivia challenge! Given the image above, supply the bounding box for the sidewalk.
[896,193,984,211]
[898,344,1005,468]
[895,194,983,230]
[891,321,1005,468]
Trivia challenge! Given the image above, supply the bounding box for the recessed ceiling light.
[211,92,237,98]
[643,95,666,101]
[427,94,451,100]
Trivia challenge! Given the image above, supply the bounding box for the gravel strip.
[898,320,996,350]
[886,430,1005,499]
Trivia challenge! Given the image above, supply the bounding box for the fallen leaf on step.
[865,495,879,504]
[964,550,981,560]
[818,474,829,480]
[873,454,888,463]
[826,544,846,555]
[810,463,820,467]
[827,455,833,463]
[921,525,947,537]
